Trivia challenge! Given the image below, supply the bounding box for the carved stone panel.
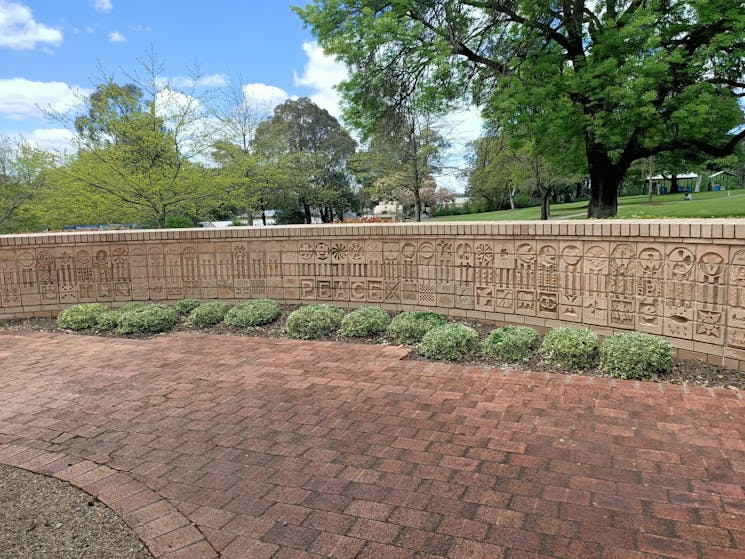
[583,244,608,326]
[664,246,695,340]
[559,243,582,322]
[536,245,558,319]
[635,246,663,334]
[728,250,745,350]
[515,243,535,316]
[609,244,636,329]
[0,252,20,308]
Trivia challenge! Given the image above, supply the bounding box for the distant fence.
[1,220,744,371]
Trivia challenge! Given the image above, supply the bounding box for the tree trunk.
[671,173,679,193]
[586,150,624,218]
[413,188,422,222]
[261,199,267,226]
[540,190,550,220]
[303,202,312,224]
[509,187,516,210]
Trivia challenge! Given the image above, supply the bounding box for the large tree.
[209,76,279,224]
[360,106,449,221]
[296,0,745,217]
[253,97,357,223]
[54,54,215,227]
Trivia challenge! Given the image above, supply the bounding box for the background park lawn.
[432,189,745,221]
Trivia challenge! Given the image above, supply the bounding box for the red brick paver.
[2,330,745,558]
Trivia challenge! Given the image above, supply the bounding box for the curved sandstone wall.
[1,220,744,371]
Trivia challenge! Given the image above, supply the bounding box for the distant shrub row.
[56,301,673,380]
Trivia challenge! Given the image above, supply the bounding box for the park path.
[2,330,745,558]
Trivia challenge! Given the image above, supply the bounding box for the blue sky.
[0,0,481,190]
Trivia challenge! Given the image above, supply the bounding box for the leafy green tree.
[53,54,215,228]
[209,74,279,224]
[467,135,522,211]
[253,97,357,223]
[358,107,449,221]
[296,0,745,217]
[0,137,56,232]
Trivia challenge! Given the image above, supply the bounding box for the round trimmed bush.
[225,299,280,328]
[540,327,599,370]
[286,304,345,339]
[387,311,446,345]
[186,302,231,327]
[419,323,479,361]
[117,304,177,334]
[339,306,390,337]
[57,303,109,330]
[96,310,120,331]
[174,298,201,316]
[482,326,540,361]
[600,332,673,380]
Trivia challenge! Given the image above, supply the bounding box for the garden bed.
[2,302,741,391]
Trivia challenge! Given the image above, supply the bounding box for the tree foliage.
[253,97,357,223]
[356,106,449,220]
[0,137,56,232]
[53,54,215,228]
[296,0,745,217]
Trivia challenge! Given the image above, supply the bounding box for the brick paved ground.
[1,331,745,558]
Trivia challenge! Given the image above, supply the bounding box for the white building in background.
[199,210,278,228]
[372,201,403,222]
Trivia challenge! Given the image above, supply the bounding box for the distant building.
[372,201,403,222]
[646,171,737,194]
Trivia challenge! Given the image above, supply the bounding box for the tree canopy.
[296,0,745,217]
[253,97,357,223]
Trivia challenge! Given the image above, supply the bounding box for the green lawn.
[432,189,745,221]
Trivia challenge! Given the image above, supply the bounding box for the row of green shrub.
[56,302,673,380]
[283,307,673,380]
[56,299,280,336]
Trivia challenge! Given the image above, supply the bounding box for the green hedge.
[186,302,231,327]
[600,332,673,379]
[419,323,479,360]
[387,311,446,345]
[225,299,280,327]
[339,306,390,337]
[540,327,599,370]
[57,303,109,331]
[117,304,177,334]
[481,326,540,361]
[286,304,345,339]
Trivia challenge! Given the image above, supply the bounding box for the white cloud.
[293,41,347,119]
[0,1,63,50]
[242,82,289,111]
[92,0,112,13]
[169,73,228,88]
[129,24,151,33]
[436,105,484,193]
[108,30,125,43]
[26,128,75,152]
[155,88,202,119]
[0,78,86,120]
